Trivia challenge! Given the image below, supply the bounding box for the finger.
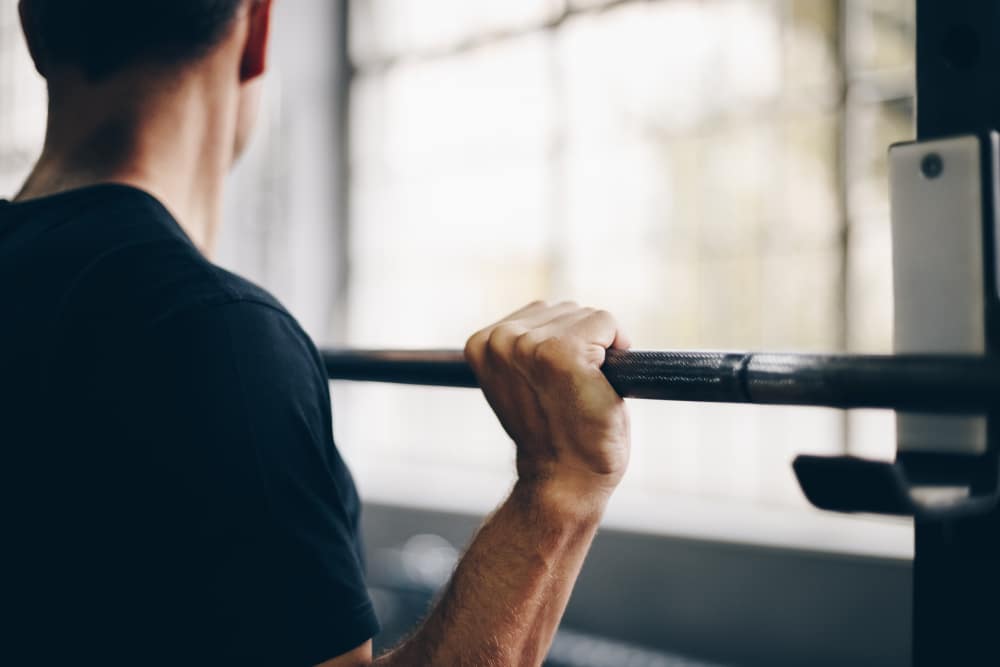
[567,309,628,350]
[484,321,529,366]
[486,300,550,330]
[610,326,633,351]
[508,309,591,378]
[524,308,596,340]
[515,301,583,329]
[526,308,625,350]
[509,308,622,375]
[484,301,563,330]
[469,301,585,368]
[467,302,547,366]
[483,301,582,335]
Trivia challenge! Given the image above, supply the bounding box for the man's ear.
[240,0,273,83]
[18,0,49,78]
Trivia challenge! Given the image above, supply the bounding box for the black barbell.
[322,349,1000,414]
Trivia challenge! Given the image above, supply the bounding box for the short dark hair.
[20,0,247,81]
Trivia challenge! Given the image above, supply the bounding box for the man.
[1,1,633,665]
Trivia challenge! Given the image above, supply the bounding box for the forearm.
[375,479,607,667]
[368,301,630,667]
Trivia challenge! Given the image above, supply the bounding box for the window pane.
[350,0,566,67]
[343,0,913,532]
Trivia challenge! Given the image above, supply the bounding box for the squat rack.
[909,3,1000,665]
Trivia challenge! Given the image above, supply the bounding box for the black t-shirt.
[0,185,379,666]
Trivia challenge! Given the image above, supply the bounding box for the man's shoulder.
[49,187,294,336]
[74,236,294,336]
[64,232,325,392]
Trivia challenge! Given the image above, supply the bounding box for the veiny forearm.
[374,480,606,667]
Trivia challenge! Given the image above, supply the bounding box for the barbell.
[321,348,1000,414]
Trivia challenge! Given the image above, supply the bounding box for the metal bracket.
[794,455,1000,520]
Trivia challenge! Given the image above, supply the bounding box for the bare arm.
[319,302,632,667]
[377,477,609,666]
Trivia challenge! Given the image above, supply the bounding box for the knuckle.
[486,323,518,357]
[484,330,502,356]
[496,322,521,340]
[465,332,495,370]
[464,332,485,362]
[513,331,538,360]
[533,337,567,368]
[584,308,617,332]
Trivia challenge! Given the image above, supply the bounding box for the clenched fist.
[465,302,632,503]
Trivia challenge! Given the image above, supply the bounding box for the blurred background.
[0,1,917,664]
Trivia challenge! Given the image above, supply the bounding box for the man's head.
[19,0,249,81]
[18,0,273,163]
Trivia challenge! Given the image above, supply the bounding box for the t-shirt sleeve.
[123,299,380,665]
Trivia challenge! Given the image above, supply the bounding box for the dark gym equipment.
[907,3,1000,665]
[322,349,1000,414]
[324,2,1000,664]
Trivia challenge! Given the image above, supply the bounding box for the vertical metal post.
[913,2,1000,664]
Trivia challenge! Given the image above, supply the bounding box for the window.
[336,0,916,553]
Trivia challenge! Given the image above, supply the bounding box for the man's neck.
[15,68,238,255]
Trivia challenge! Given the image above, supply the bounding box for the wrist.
[512,474,612,525]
